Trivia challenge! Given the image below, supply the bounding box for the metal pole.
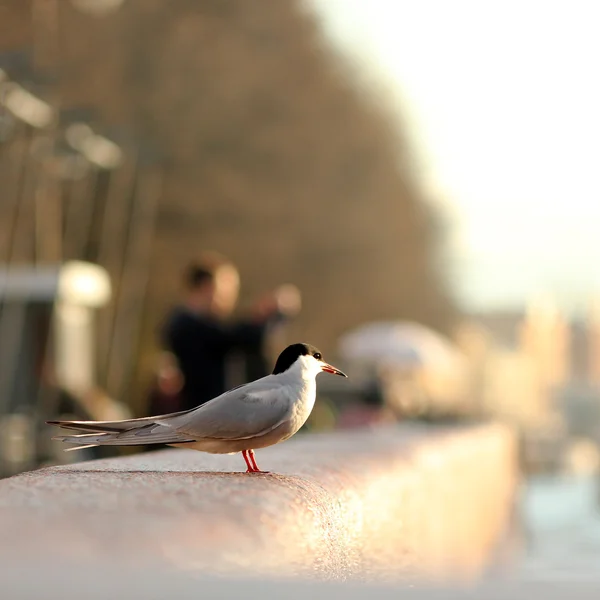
[31,0,60,78]
[105,165,163,403]
[0,128,40,419]
[62,164,98,260]
[0,124,30,269]
[96,152,138,385]
[34,154,63,264]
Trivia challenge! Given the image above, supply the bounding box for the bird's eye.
[314,352,322,360]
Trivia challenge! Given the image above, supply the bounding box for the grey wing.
[168,379,290,441]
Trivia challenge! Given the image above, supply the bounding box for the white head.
[272,343,347,379]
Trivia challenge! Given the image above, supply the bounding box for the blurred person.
[160,253,300,411]
[242,284,302,382]
[143,352,185,452]
[146,352,185,416]
[336,377,396,429]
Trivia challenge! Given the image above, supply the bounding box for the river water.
[509,473,600,583]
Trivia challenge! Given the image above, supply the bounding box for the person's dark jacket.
[161,307,282,410]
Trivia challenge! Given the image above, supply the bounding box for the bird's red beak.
[320,362,347,377]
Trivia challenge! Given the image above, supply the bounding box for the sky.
[309,0,600,313]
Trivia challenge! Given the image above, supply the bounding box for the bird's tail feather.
[53,430,195,447]
[46,406,194,434]
[63,443,99,452]
[48,416,196,448]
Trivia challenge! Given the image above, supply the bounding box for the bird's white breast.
[275,358,319,435]
[287,378,317,432]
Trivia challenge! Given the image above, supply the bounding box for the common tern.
[48,343,347,473]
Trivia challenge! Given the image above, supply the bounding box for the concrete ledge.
[0,423,517,583]
[4,569,600,600]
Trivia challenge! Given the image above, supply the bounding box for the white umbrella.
[338,321,465,371]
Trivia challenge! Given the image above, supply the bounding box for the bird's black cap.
[272,343,323,375]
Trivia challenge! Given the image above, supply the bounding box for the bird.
[48,343,347,474]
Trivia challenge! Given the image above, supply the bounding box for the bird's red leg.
[242,450,256,473]
[248,449,269,474]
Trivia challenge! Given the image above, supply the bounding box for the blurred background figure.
[159,253,301,411]
[145,351,184,416]
[242,283,302,382]
[336,320,471,421]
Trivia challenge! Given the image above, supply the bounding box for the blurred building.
[457,296,600,473]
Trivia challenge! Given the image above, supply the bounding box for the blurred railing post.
[0,70,56,428]
[96,151,138,385]
[104,151,163,404]
[0,0,164,474]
